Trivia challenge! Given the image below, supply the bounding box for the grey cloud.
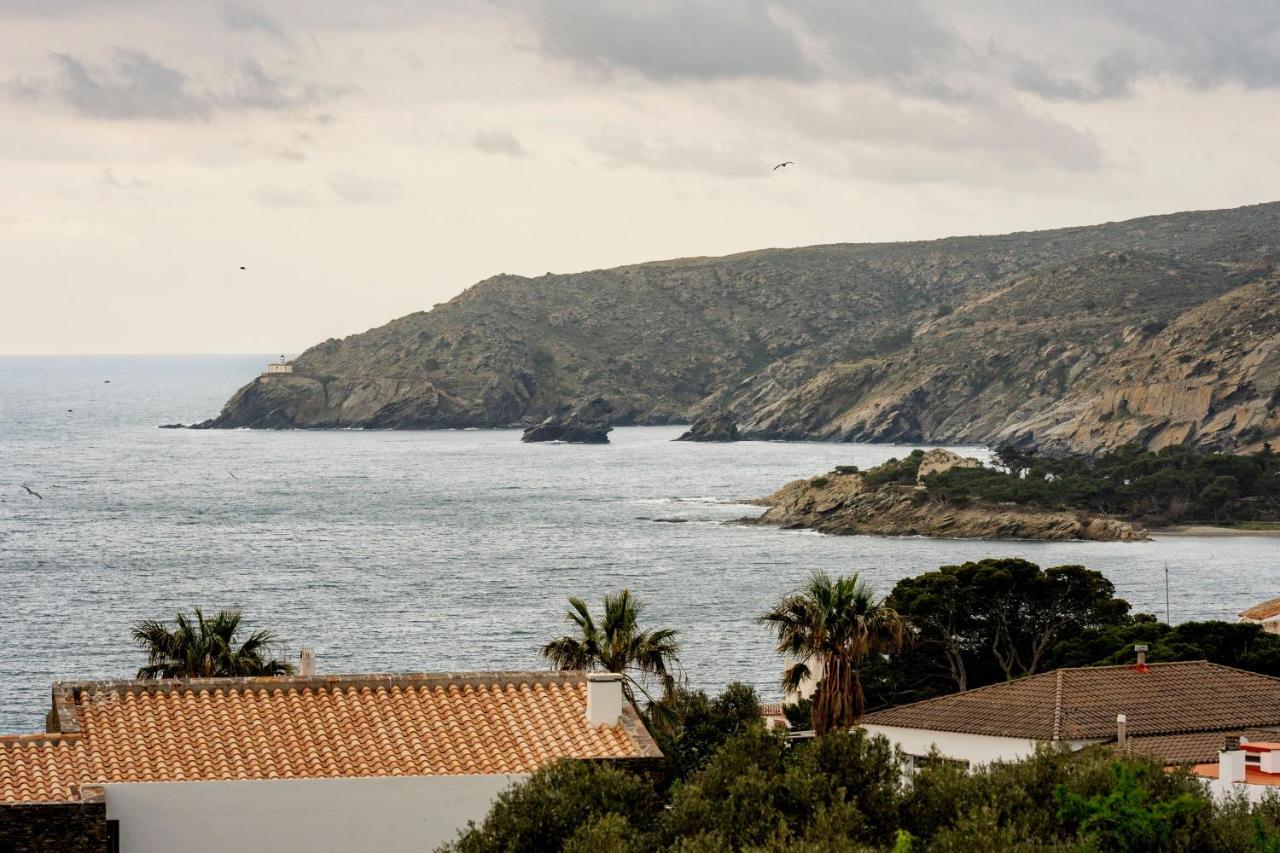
[326,173,403,204]
[222,4,288,42]
[51,50,212,120]
[524,0,962,85]
[1104,0,1280,90]
[226,59,315,111]
[526,0,812,80]
[1009,52,1139,103]
[521,0,1280,102]
[471,129,526,157]
[22,50,328,120]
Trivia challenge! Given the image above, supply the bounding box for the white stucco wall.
[104,773,523,853]
[862,724,1100,767]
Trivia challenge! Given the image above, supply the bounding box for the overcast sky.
[3,1,1280,354]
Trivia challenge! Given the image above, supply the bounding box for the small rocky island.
[521,398,614,444]
[749,449,1146,541]
[675,412,739,442]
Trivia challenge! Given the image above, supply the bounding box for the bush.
[441,759,660,853]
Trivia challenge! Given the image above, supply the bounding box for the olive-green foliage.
[862,450,927,489]
[653,682,763,783]
[927,444,1280,524]
[1044,617,1280,677]
[441,731,1280,852]
[440,759,660,853]
[660,727,902,850]
[1056,762,1209,851]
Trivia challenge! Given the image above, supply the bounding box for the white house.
[263,355,294,375]
[1239,597,1280,634]
[0,668,659,852]
[1197,738,1280,802]
[861,657,1280,772]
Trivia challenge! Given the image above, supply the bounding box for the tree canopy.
[761,572,908,734]
[541,589,682,725]
[131,607,293,679]
[924,444,1280,525]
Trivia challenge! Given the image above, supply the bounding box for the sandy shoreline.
[1153,524,1280,538]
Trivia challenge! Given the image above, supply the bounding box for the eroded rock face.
[521,398,614,444]
[198,202,1280,454]
[675,412,740,442]
[748,472,1147,542]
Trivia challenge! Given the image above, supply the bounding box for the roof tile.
[0,671,660,804]
[863,661,1280,741]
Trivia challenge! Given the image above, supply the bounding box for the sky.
[2,2,1280,354]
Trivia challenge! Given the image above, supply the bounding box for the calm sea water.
[1,355,1278,732]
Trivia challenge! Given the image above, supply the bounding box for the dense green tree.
[441,758,660,853]
[131,607,293,679]
[1045,618,1280,676]
[761,572,909,734]
[923,444,1280,525]
[887,558,1129,689]
[654,682,762,783]
[541,589,682,722]
[442,725,1280,851]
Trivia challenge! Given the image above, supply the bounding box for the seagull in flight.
[772,161,794,171]
[20,484,42,500]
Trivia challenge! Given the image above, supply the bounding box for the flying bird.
[240,266,246,270]
[20,484,42,500]
[772,161,794,171]
[227,471,239,480]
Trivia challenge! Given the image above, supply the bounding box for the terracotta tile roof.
[1239,597,1280,621]
[0,672,660,804]
[1190,764,1280,786]
[862,662,1280,742]
[1119,729,1280,765]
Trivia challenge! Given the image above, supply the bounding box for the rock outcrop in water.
[675,412,739,442]
[199,202,1280,455]
[749,471,1146,542]
[521,398,614,444]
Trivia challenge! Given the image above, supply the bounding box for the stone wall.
[0,802,108,853]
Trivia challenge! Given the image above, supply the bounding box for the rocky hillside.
[200,202,1280,454]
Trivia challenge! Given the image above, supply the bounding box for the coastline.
[1153,524,1280,538]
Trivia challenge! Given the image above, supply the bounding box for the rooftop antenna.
[1164,562,1171,624]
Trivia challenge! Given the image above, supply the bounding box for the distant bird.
[227,471,239,480]
[240,266,246,270]
[103,380,111,384]
[772,161,794,171]
[20,484,42,500]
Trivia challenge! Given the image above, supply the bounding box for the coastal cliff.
[200,201,1280,454]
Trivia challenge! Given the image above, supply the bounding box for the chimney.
[1116,714,1127,751]
[299,647,316,677]
[1220,736,1246,783]
[1134,644,1149,672]
[586,673,624,727]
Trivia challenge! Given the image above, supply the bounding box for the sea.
[1,355,1277,732]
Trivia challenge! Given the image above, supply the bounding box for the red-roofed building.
[0,669,660,852]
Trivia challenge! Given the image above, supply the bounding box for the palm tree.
[760,571,909,735]
[131,607,294,679]
[541,590,682,723]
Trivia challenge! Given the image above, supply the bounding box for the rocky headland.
[676,412,739,442]
[197,201,1280,456]
[521,398,614,444]
[747,450,1147,541]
